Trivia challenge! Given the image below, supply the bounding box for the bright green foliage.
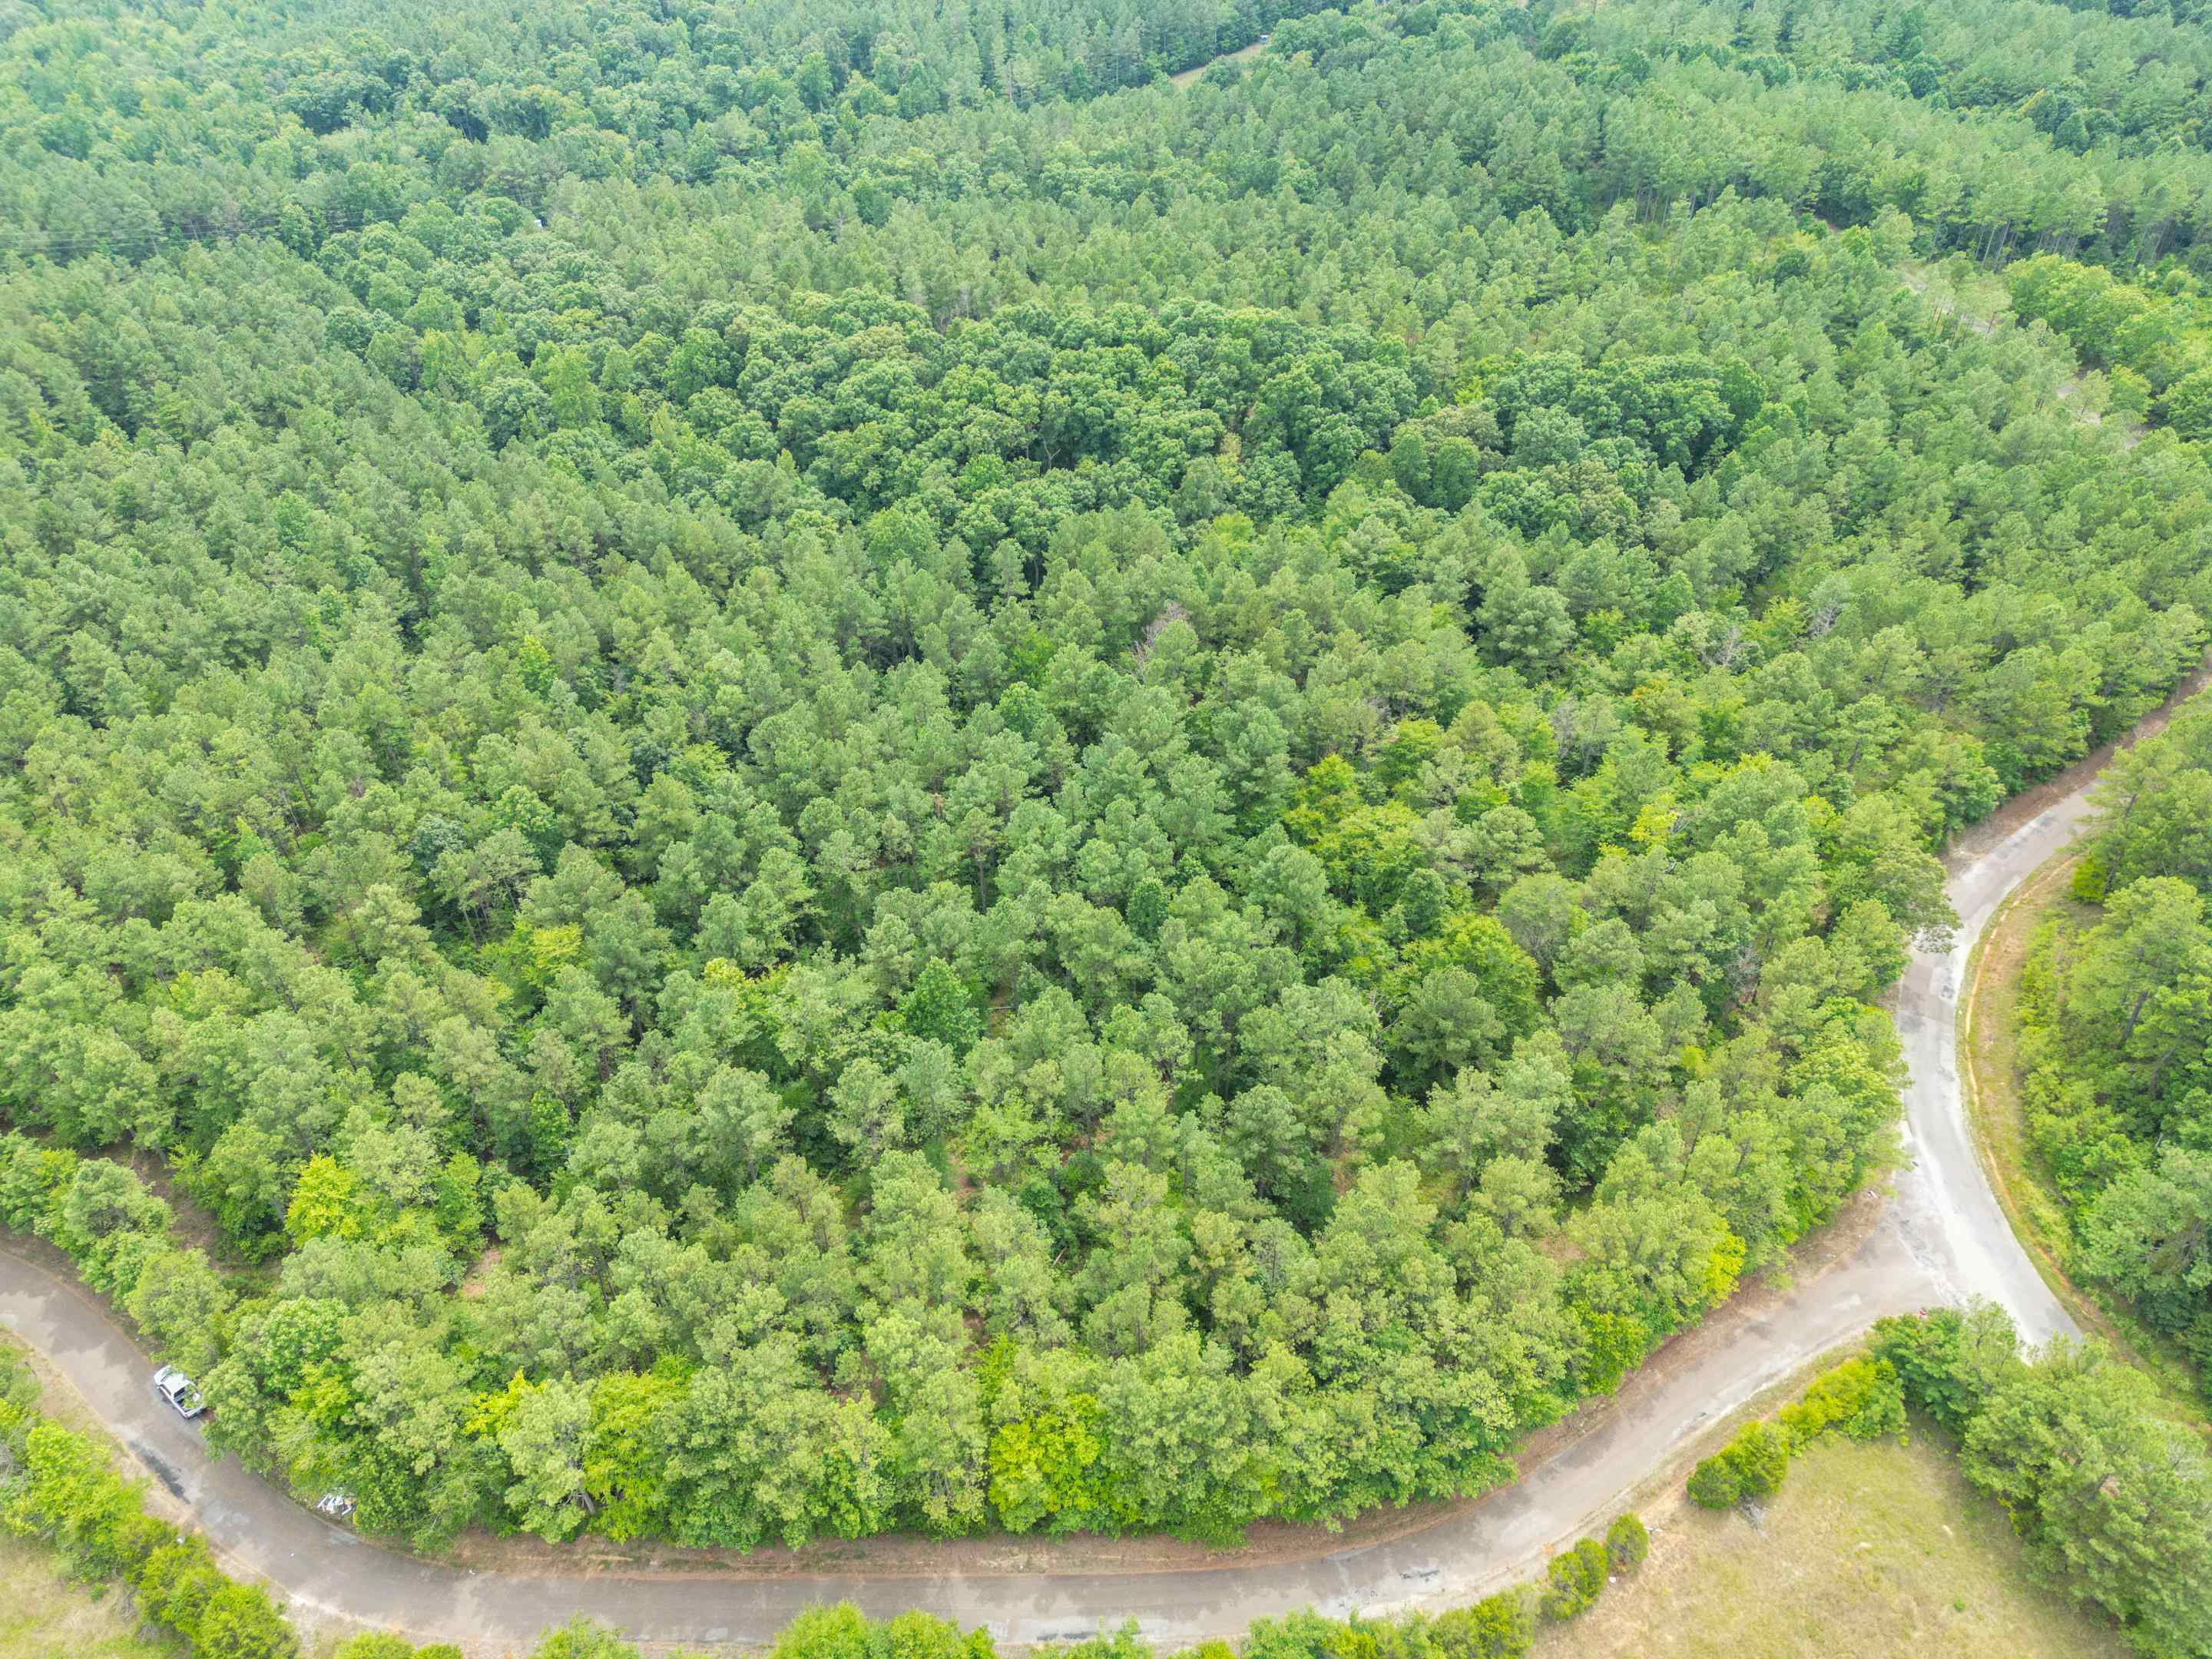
[1727,1422,1793,1498]
[770,1606,996,1659]
[1603,1510,1650,1573]
[1686,1452,1744,1511]
[983,1349,1108,1536]
[1428,1595,1534,1659]
[528,1623,647,1659]
[1538,1536,1611,1621]
[2015,707,2212,1392]
[1687,1352,1903,1517]
[333,1640,419,1659]
[1778,1356,1907,1446]
[336,1640,466,1659]
[1,0,2209,1559]
[2071,853,2109,904]
[284,1154,363,1245]
[1876,1307,2212,1659]
[2,1421,147,1578]
[1688,1418,1792,1509]
[0,1351,297,1659]
[581,1366,688,1541]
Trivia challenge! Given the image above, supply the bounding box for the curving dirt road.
[6,694,2190,1651]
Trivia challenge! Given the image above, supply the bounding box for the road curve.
[0,735,2140,1653]
[1889,803,2086,1353]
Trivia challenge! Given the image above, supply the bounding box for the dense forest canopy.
[3,0,2211,1555]
[2018,707,2212,1396]
[20,0,2212,269]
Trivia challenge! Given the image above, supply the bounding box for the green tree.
[1962,1343,2212,1657]
[1604,1511,1649,1571]
[1538,1536,1610,1620]
[899,960,985,1054]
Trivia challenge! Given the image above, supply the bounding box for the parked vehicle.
[152,1365,204,1419]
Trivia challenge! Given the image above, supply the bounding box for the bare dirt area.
[1167,38,1267,88]
[101,1146,229,1263]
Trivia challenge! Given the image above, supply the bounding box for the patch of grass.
[1961,855,2098,1283]
[1532,1431,2131,1659]
[0,1535,179,1659]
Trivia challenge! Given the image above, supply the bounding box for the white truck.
[152,1364,205,1419]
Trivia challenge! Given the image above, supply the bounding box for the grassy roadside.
[0,1333,182,1659]
[0,1536,180,1659]
[1958,854,2207,1419]
[1956,855,2096,1313]
[1527,1426,2131,1659]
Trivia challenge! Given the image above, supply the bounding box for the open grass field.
[0,1535,178,1659]
[1531,1431,2129,1659]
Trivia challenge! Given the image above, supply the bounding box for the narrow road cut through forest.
[0,682,2152,1652]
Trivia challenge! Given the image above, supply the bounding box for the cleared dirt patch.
[1167,38,1266,88]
